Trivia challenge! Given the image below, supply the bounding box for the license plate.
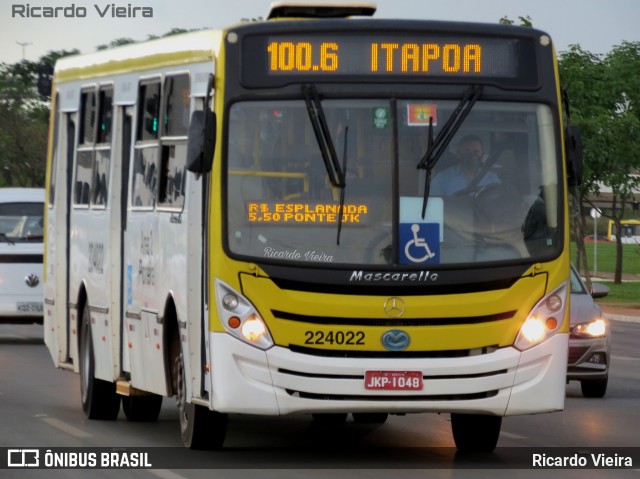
[364,371,423,391]
[16,302,43,313]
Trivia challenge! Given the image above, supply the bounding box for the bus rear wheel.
[79,300,120,420]
[450,413,501,453]
[174,352,227,449]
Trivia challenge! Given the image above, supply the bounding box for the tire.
[451,413,501,453]
[79,300,120,420]
[581,378,608,398]
[122,394,163,422]
[352,413,389,424]
[174,352,227,449]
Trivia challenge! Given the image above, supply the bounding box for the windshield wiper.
[336,126,349,245]
[417,85,483,218]
[302,85,345,188]
[302,84,348,245]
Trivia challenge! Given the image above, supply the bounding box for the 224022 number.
[304,330,365,346]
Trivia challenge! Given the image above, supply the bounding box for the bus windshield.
[226,97,560,267]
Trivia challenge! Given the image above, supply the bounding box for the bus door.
[123,78,165,394]
[45,109,76,366]
[117,105,134,373]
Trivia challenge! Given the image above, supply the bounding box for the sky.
[1,0,639,64]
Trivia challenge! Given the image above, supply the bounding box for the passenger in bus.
[430,134,500,196]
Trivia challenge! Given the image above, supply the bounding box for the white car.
[567,265,611,397]
[0,188,45,324]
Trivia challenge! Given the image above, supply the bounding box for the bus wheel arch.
[165,297,228,449]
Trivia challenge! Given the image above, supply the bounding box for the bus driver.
[431,134,499,196]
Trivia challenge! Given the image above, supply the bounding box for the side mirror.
[590,282,610,299]
[37,64,54,98]
[565,125,583,187]
[186,109,216,173]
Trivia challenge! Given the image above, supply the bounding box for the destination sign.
[240,32,532,87]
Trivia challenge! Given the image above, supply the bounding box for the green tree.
[558,45,607,285]
[0,49,78,187]
[499,15,533,27]
[559,42,640,283]
[96,38,137,50]
[0,61,48,186]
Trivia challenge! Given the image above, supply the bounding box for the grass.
[595,281,640,304]
[570,241,640,304]
[570,241,640,275]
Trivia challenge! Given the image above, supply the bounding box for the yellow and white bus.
[44,2,581,452]
[607,219,640,244]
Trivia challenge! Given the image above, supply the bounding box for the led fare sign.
[260,34,519,79]
[248,202,369,224]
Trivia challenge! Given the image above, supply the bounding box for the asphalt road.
[1,321,639,479]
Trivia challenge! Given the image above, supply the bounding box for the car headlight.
[215,279,274,350]
[571,318,607,338]
[514,281,568,351]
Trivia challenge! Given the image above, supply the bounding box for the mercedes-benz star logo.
[383,297,405,318]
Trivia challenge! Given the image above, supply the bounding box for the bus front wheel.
[174,352,227,449]
[450,413,501,453]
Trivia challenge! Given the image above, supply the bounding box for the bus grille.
[568,346,590,364]
[272,310,516,327]
[288,344,499,359]
[278,368,508,381]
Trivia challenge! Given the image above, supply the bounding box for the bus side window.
[74,87,113,208]
[138,82,161,141]
[92,87,113,207]
[158,74,189,208]
[74,90,96,206]
[133,79,161,208]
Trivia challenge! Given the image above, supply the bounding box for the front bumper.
[207,332,568,417]
[567,336,610,381]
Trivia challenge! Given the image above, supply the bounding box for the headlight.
[215,279,274,350]
[571,318,607,338]
[514,281,568,351]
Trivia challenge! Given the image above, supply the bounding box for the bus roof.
[267,1,377,19]
[54,29,223,83]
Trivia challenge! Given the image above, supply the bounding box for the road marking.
[0,333,28,339]
[37,415,92,438]
[500,430,527,440]
[611,355,640,361]
[148,470,189,479]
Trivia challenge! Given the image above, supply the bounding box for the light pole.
[16,41,32,60]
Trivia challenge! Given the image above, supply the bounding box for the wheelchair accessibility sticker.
[400,223,440,264]
[399,197,443,264]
